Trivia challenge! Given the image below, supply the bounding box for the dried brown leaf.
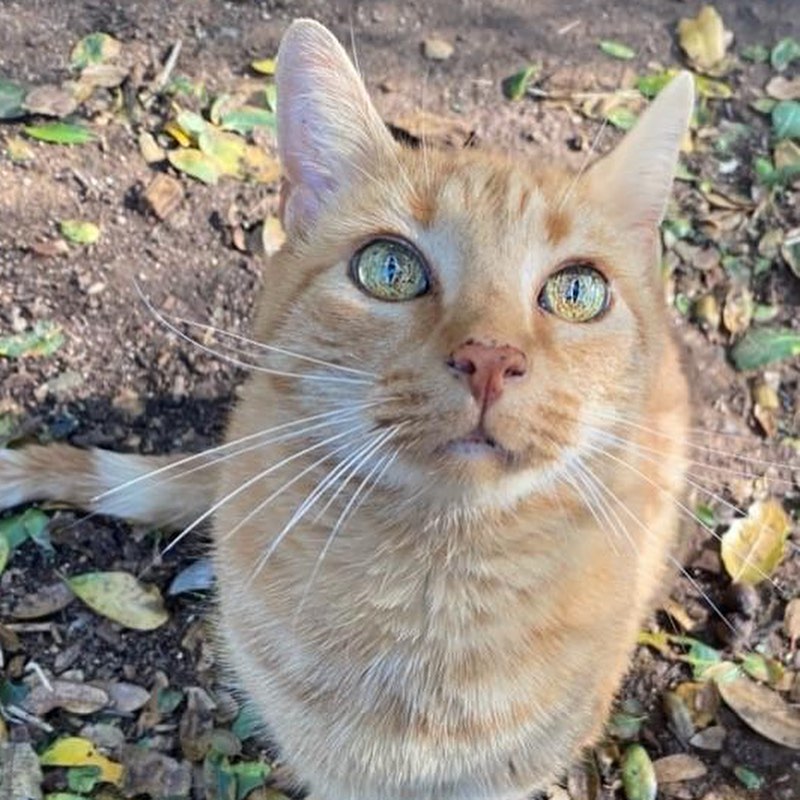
[652,753,708,783]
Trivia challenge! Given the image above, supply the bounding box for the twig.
[153,39,183,92]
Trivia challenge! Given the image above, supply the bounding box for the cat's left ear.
[275,19,397,234]
[586,72,694,234]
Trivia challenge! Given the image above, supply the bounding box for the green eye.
[351,238,429,301]
[539,264,609,322]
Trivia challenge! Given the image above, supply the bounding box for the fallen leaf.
[422,37,454,61]
[23,679,109,716]
[103,681,151,713]
[720,499,791,584]
[766,75,800,101]
[143,173,184,219]
[164,119,193,147]
[741,44,770,63]
[716,676,800,749]
[784,598,800,648]
[261,216,286,257]
[5,135,35,163]
[730,326,800,370]
[138,131,165,164]
[771,37,800,72]
[39,737,123,784]
[0,78,27,120]
[11,581,75,619]
[605,105,638,131]
[0,742,43,800]
[198,127,248,176]
[772,100,800,139]
[677,5,732,72]
[77,62,128,89]
[70,32,121,70]
[251,57,276,75]
[621,744,657,800]
[59,219,101,245]
[652,753,707,783]
[689,724,726,750]
[0,322,64,359]
[390,110,472,147]
[733,765,764,790]
[219,105,276,135]
[599,40,635,60]
[740,653,785,686]
[24,121,95,145]
[22,84,78,117]
[721,288,753,334]
[501,65,538,101]
[168,558,215,596]
[119,745,191,798]
[67,571,169,630]
[168,147,220,184]
[0,536,8,576]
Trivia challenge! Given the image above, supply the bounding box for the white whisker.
[91,402,383,502]
[162,422,366,554]
[134,280,371,385]
[169,315,376,378]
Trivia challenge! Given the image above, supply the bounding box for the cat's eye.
[350,238,430,302]
[538,264,609,323]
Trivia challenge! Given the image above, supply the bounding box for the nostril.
[448,357,476,375]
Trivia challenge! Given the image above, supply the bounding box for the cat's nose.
[447,341,527,410]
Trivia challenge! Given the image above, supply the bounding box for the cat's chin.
[440,431,514,464]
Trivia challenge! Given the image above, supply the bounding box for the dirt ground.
[0,1,799,799]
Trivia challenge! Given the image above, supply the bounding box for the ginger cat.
[0,19,696,800]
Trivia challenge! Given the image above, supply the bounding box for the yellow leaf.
[164,120,192,148]
[677,5,731,72]
[241,144,281,183]
[198,128,248,177]
[67,571,169,630]
[39,736,124,784]
[720,499,792,585]
[251,57,277,75]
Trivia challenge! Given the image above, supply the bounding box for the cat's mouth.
[440,428,514,463]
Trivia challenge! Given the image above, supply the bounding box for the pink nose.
[447,341,527,409]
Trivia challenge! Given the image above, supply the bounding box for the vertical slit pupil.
[567,277,582,303]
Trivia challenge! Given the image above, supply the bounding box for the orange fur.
[0,19,695,800]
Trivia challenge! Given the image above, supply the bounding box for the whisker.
[556,117,608,213]
[585,408,798,474]
[584,441,783,591]
[293,437,402,621]
[250,425,402,582]
[169,315,376,378]
[577,450,743,641]
[134,280,370,385]
[220,432,374,543]
[91,402,384,502]
[162,422,366,554]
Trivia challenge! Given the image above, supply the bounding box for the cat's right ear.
[276,19,397,234]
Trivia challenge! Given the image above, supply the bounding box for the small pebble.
[422,37,454,61]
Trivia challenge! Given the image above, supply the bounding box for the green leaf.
[0,321,64,359]
[751,97,777,114]
[0,677,29,706]
[501,65,538,101]
[741,44,770,63]
[734,766,765,790]
[678,638,722,680]
[231,705,262,742]
[198,128,247,176]
[59,219,101,245]
[0,534,9,576]
[0,78,27,120]
[772,100,800,140]
[24,121,95,145]
[694,503,716,528]
[621,744,657,800]
[176,109,209,137]
[230,761,271,800]
[770,37,800,72]
[219,106,276,135]
[730,326,800,370]
[740,653,785,685]
[599,40,635,60]
[636,71,674,98]
[67,765,102,793]
[67,571,169,630]
[45,794,91,800]
[605,105,638,131]
[70,32,121,70]
[168,147,220,184]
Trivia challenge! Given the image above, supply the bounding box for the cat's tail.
[0,445,216,530]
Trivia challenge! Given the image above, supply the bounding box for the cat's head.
[255,19,694,509]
